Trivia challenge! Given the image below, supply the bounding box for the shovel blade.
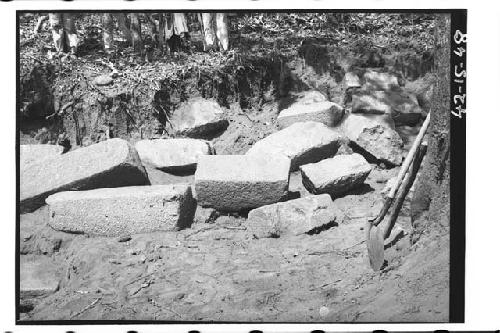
[367,225,385,271]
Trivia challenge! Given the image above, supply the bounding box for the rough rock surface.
[246,121,343,171]
[46,184,196,236]
[295,90,328,104]
[388,92,423,126]
[352,90,422,126]
[135,138,213,173]
[195,154,290,211]
[300,153,372,196]
[247,194,337,238]
[352,91,392,115]
[277,101,344,128]
[20,207,74,255]
[20,255,60,299]
[363,70,400,91]
[341,114,404,166]
[170,97,229,138]
[194,206,219,224]
[20,138,149,213]
[288,171,312,198]
[343,72,362,89]
[20,144,63,168]
[404,73,435,115]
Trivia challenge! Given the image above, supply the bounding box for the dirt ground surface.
[19,154,449,322]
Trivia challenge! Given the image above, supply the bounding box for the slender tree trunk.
[200,13,216,51]
[62,14,78,54]
[158,14,166,51]
[48,13,65,52]
[215,13,229,51]
[102,13,114,50]
[115,13,133,45]
[129,13,143,52]
[410,14,451,243]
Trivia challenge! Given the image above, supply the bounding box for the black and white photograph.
[6,2,474,329]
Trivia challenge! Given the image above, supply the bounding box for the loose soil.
[19,159,449,322]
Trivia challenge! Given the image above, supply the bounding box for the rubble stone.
[195,154,290,211]
[247,194,337,237]
[277,101,344,128]
[20,144,63,168]
[46,184,196,236]
[135,138,213,173]
[246,121,343,171]
[363,70,400,91]
[300,153,372,196]
[20,138,149,213]
[341,114,404,166]
[170,97,229,138]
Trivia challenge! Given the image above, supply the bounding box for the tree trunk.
[200,13,216,51]
[115,13,133,45]
[102,13,114,50]
[129,13,143,52]
[215,13,229,51]
[410,14,451,243]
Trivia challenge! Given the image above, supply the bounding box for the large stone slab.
[388,91,423,126]
[170,97,229,138]
[295,90,328,104]
[300,153,372,196]
[352,91,392,115]
[404,74,435,115]
[246,121,343,171]
[46,184,196,236]
[341,114,404,166]
[343,72,362,89]
[195,154,290,211]
[363,70,400,91]
[352,91,422,126]
[135,138,213,173]
[20,144,64,168]
[20,256,60,299]
[247,194,337,238]
[20,138,149,213]
[277,101,344,128]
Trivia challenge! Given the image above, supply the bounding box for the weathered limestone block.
[363,70,400,91]
[300,153,372,196]
[277,101,344,128]
[46,184,196,236]
[343,72,362,89]
[352,91,422,126]
[20,144,63,168]
[247,194,337,237]
[20,138,150,213]
[246,121,343,171]
[195,154,290,211]
[352,91,392,115]
[341,114,404,166]
[170,97,229,138]
[296,90,328,104]
[135,138,213,173]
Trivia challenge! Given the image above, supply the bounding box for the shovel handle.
[387,112,431,199]
[370,112,431,227]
